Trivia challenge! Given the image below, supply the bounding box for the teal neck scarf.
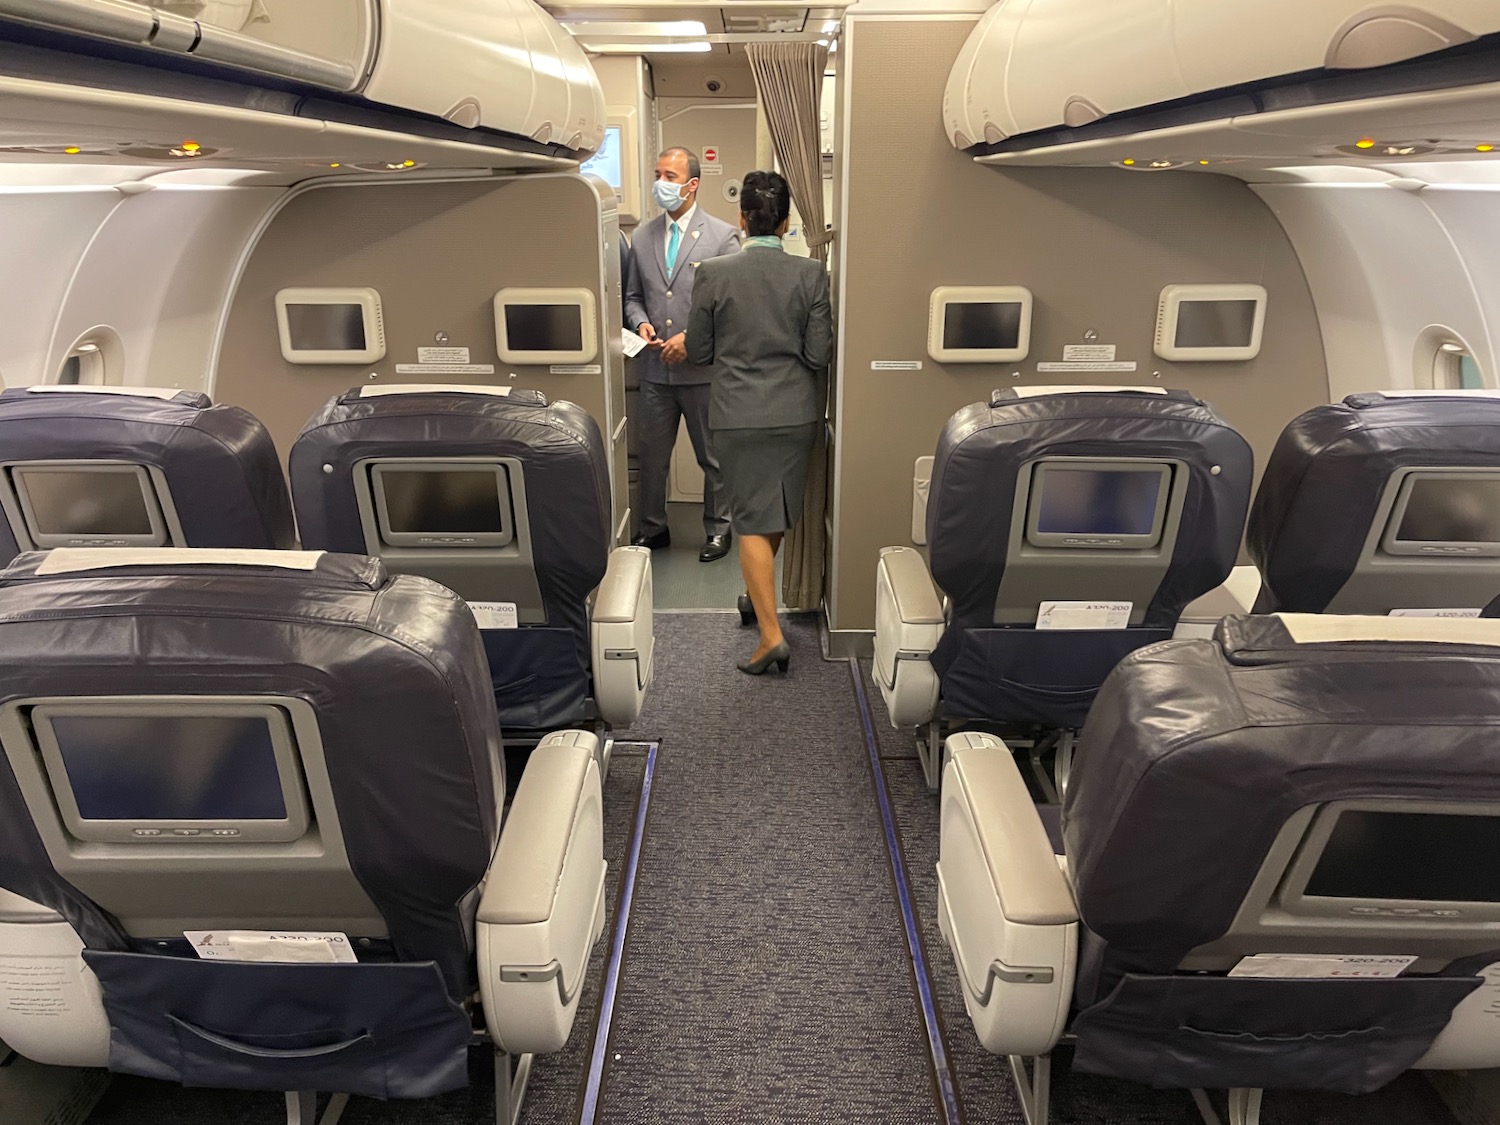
[743,235,783,250]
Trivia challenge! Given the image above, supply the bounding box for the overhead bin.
[945,0,1500,150]
[0,0,605,154]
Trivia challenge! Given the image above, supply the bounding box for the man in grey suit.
[624,146,741,562]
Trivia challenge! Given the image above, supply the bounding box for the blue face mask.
[653,178,690,212]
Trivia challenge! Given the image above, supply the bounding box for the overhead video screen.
[580,124,624,191]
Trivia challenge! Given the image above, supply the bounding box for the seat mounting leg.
[494,1049,534,1125]
[1008,1054,1051,1125]
[285,1092,350,1125]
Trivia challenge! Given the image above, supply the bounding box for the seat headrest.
[1,548,381,587]
[1065,622,1500,969]
[991,385,1187,406]
[1248,394,1500,612]
[33,547,327,575]
[355,383,524,400]
[927,390,1253,630]
[21,385,202,402]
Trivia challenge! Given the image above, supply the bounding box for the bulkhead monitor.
[32,702,310,844]
[1025,460,1171,549]
[274,287,386,365]
[371,462,514,548]
[580,123,624,191]
[926,285,1032,363]
[945,302,1022,351]
[493,287,599,365]
[1382,472,1500,557]
[1154,283,1267,362]
[1174,300,1258,350]
[1280,803,1500,919]
[11,464,166,548]
[505,305,585,354]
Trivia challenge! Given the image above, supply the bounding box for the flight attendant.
[687,171,834,674]
[624,147,742,562]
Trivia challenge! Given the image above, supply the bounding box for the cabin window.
[57,344,105,386]
[1415,330,1486,391]
[1433,343,1486,390]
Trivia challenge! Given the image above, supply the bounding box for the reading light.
[1121,158,1136,166]
[63,146,81,155]
[329,162,341,168]
[1149,160,1176,169]
[1356,138,1376,149]
[180,141,201,153]
[1198,159,1210,165]
[1479,144,1496,153]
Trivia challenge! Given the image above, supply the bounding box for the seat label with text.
[1036,601,1131,630]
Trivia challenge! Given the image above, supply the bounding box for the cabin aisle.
[596,613,941,1123]
[863,661,1466,1125]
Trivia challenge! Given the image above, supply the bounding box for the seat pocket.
[83,952,472,1099]
[940,627,1172,728]
[482,627,590,730]
[1071,971,1482,1095]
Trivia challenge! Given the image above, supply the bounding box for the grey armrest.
[478,731,607,1055]
[590,546,653,726]
[881,545,944,624]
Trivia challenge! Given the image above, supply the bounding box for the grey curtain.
[747,41,832,612]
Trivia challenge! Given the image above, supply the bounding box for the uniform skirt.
[712,423,819,536]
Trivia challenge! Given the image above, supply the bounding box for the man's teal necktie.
[666,221,681,280]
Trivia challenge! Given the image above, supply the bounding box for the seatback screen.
[1305,810,1500,903]
[17,468,154,537]
[943,302,1022,351]
[379,469,507,535]
[1034,469,1164,537]
[1174,300,1258,349]
[1395,477,1500,545]
[51,714,287,822]
[505,304,585,352]
[285,303,366,352]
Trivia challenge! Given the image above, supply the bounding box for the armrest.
[1175,564,1264,640]
[477,731,608,1055]
[937,733,1076,1057]
[873,547,944,727]
[590,546,653,727]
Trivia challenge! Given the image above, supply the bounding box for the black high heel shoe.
[737,594,757,627]
[737,640,790,676]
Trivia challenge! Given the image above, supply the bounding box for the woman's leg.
[739,532,785,657]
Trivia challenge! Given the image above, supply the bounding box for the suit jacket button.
[666,319,673,326]
[666,291,672,298]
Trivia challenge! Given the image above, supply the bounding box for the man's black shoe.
[631,529,671,550]
[699,532,732,563]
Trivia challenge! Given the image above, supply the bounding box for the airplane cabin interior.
[7,3,1500,1125]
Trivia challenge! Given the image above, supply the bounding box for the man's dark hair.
[740,170,791,237]
[660,147,702,181]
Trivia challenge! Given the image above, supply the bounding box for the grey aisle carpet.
[598,613,940,1124]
